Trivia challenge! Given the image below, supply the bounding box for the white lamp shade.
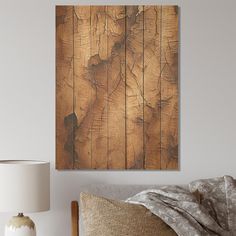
[0,160,50,213]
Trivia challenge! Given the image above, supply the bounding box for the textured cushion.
[80,192,177,236]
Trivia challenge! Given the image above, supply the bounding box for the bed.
[70,177,236,236]
[70,184,186,236]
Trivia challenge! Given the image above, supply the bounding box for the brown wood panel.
[56,6,74,169]
[90,6,108,169]
[160,6,179,169]
[143,6,161,169]
[56,5,179,170]
[107,6,126,169]
[126,6,144,169]
[73,6,92,169]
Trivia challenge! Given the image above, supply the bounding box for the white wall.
[0,0,236,235]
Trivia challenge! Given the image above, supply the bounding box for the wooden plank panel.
[90,6,108,169]
[56,6,74,169]
[126,6,144,169]
[73,6,92,169]
[143,6,161,169]
[107,6,126,169]
[160,6,179,169]
[56,5,179,170]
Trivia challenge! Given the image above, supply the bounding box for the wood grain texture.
[160,6,179,169]
[73,6,92,169]
[56,6,74,169]
[126,6,144,169]
[56,5,179,170]
[143,6,161,169]
[107,6,126,169]
[89,6,108,169]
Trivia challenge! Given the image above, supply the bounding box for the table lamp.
[0,160,50,236]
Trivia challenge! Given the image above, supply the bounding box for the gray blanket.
[126,176,236,236]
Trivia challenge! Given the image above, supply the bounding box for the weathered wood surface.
[160,6,179,169]
[56,5,179,170]
[143,6,162,169]
[56,6,74,169]
[126,6,144,169]
[73,6,92,169]
[89,6,108,169]
[107,6,126,169]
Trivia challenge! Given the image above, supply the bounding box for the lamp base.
[5,213,36,236]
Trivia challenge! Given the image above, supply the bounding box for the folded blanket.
[126,176,236,236]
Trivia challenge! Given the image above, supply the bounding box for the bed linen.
[126,176,236,236]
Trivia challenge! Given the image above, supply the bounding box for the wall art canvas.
[56,5,179,170]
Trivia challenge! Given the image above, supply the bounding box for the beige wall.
[0,0,236,235]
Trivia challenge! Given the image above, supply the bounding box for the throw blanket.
[126,176,236,236]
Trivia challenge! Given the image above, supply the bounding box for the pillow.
[80,192,177,236]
